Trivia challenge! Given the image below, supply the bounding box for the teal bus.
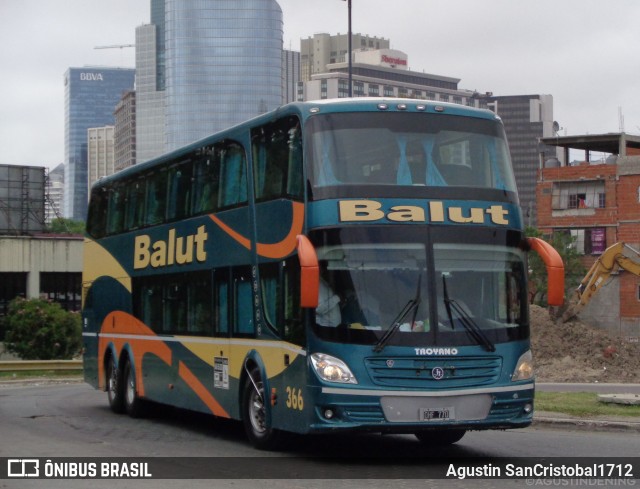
[82,98,564,449]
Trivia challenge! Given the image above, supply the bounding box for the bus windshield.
[311,228,528,348]
[306,112,516,191]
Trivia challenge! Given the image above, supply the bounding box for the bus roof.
[93,98,500,189]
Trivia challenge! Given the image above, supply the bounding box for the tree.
[47,217,85,235]
[525,227,585,306]
[4,298,81,360]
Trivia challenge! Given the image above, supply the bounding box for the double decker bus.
[82,99,564,449]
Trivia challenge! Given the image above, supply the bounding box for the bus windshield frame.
[305,111,516,193]
[310,226,529,349]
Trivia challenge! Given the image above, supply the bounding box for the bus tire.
[106,356,125,414]
[415,429,466,445]
[123,359,146,418]
[242,368,282,450]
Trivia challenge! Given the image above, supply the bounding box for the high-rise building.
[283,49,300,105]
[135,8,165,164]
[136,0,284,158]
[486,94,557,227]
[164,0,284,151]
[299,48,488,110]
[63,67,135,220]
[300,33,390,82]
[114,90,136,171]
[46,163,64,224]
[87,126,115,190]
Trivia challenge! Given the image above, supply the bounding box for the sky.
[1,0,639,169]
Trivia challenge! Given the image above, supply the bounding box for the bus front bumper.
[307,383,534,434]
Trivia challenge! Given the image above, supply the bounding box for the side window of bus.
[188,273,212,335]
[218,141,248,209]
[164,281,188,333]
[233,267,254,336]
[87,187,107,238]
[126,179,146,230]
[106,186,126,235]
[252,116,303,201]
[259,258,304,345]
[145,171,167,226]
[134,272,212,335]
[139,282,163,332]
[167,160,193,221]
[192,147,219,215]
[214,269,230,336]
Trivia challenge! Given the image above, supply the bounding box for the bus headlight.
[512,350,534,381]
[310,353,358,384]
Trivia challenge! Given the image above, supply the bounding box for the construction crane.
[562,242,640,322]
[94,44,135,50]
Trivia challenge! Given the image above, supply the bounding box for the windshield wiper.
[442,274,495,352]
[373,275,421,353]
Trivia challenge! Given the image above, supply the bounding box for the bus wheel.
[106,356,125,414]
[123,360,145,418]
[242,368,281,450]
[415,429,466,445]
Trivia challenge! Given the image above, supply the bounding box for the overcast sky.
[1,0,638,168]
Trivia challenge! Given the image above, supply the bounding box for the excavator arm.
[562,242,640,322]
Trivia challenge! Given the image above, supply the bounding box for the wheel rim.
[107,361,118,401]
[248,383,266,434]
[125,366,135,406]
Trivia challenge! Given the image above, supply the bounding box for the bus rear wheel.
[106,356,125,414]
[242,368,282,450]
[123,359,146,418]
[415,429,466,445]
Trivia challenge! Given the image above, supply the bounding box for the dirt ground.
[530,304,640,383]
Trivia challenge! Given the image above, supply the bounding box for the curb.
[533,415,640,433]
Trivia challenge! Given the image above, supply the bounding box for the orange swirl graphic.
[209,201,305,259]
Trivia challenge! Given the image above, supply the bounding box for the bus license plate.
[420,407,455,421]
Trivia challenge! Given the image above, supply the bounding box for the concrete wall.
[0,236,83,299]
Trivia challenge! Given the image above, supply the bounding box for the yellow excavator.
[562,241,640,322]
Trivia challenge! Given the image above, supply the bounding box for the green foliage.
[47,217,85,235]
[525,227,585,306]
[4,298,81,360]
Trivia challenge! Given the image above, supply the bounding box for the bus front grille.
[364,356,502,388]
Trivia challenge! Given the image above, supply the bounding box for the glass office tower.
[64,67,135,220]
[164,0,284,150]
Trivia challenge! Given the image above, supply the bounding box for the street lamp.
[341,0,352,97]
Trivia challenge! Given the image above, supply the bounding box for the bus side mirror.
[297,235,319,309]
[527,237,565,306]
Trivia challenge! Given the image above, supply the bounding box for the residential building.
[63,67,135,220]
[537,132,640,340]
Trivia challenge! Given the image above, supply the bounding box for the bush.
[4,298,81,360]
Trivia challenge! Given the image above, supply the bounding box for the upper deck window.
[306,112,516,192]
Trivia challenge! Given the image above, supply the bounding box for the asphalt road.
[0,383,638,489]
